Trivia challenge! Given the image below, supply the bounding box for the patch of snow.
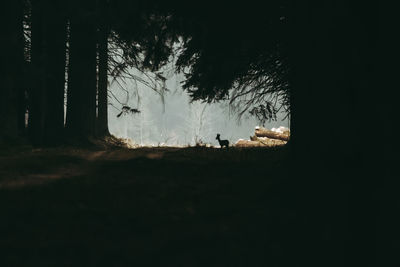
[271,126,290,134]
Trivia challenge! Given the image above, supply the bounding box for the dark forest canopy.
[0,0,292,146]
[0,0,386,161]
[110,0,291,120]
[170,1,290,122]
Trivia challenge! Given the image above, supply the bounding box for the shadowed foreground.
[0,146,296,266]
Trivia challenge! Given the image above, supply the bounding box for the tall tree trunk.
[65,17,97,141]
[29,0,46,145]
[29,0,67,146]
[18,64,28,136]
[96,24,110,137]
[43,10,67,145]
[286,1,380,266]
[18,1,31,137]
[0,0,24,144]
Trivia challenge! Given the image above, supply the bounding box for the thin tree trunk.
[29,0,46,145]
[97,24,110,137]
[18,65,28,136]
[0,0,24,143]
[65,17,97,141]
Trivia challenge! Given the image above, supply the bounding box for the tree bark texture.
[29,0,45,145]
[0,0,24,142]
[29,0,67,145]
[65,17,97,140]
[43,9,67,145]
[96,24,110,137]
[286,2,380,266]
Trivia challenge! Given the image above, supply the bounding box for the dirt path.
[0,146,292,266]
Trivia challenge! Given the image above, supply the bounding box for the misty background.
[108,62,289,146]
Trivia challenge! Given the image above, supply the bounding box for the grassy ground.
[0,144,297,266]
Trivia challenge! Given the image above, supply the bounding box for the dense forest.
[0,0,291,146]
[0,0,397,266]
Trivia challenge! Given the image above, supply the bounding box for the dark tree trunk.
[29,0,46,145]
[96,24,110,137]
[289,2,374,169]
[65,17,97,141]
[18,65,28,136]
[43,11,67,145]
[285,1,382,266]
[0,0,24,143]
[18,1,31,137]
[29,0,67,146]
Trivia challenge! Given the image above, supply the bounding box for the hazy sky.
[108,65,289,146]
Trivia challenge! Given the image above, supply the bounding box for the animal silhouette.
[216,134,229,148]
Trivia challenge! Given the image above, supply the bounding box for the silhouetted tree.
[285,2,384,266]
[65,2,97,140]
[43,6,67,145]
[0,0,24,143]
[63,0,175,142]
[97,21,110,137]
[28,0,67,145]
[169,1,289,123]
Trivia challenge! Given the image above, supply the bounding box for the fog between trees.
[108,63,289,146]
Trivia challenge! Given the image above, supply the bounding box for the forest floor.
[0,143,297,266]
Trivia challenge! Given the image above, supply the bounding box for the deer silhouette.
[216,134,229,148]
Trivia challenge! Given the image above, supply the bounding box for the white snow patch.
[271,126,290,134]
